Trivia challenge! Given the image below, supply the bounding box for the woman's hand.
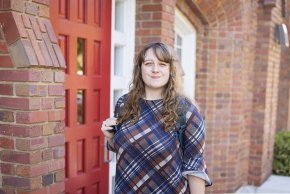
[101,117,118,139]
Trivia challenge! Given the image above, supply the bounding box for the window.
[174,9,196,100]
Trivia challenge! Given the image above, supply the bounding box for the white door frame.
[174,9,196,100]
[110,0,135,193]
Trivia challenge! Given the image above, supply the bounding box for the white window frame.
[109,0,135,193]
[174,9,196,100]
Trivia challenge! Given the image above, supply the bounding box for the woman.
[101,42,212,194]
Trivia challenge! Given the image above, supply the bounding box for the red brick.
[54,121,65,134]
[9,39,37,68]
[41,71,53,82]
[0,97,40,110]
[48,85,65,96]
[54,71,65,83]
[0,84,13,95]
[42,149,53,161]
[25,2,38,15]
[0,124,41,138]
[49,182,65,194]
[15,84,38,96]
[43,20,57,43]
[141,21,162,28]
[48,135,64,147]
[0,111,14,122]
[13,12,28,38]
[0,150,30,163]
[42,173,54,186]
[37,18,47,33]
[54,97,65,108]
[32,0,50,5]
[0,0,11,10]
[0,188,14,194]
[39,4,49,18]
[28,71,41,82]
[17,187,49,194]
[0,70,41,82]
[30,151,42,164]
[136,13,151,20]
[16,137,47,151]
[52,44,66,68]
[48,110,65,121]
[0,137,14,149]
[0,55,14,67]
[29,16,42,40]
[38,85,48,96]
[0,12,20,44]
[16,111,47,124]
[0,163,15,175]
[21,38,39,66]
[142,4,163,11]
[31,176,42,189]
[10,0,25,12]
[16,163,49,177]
[42,33,60,67]
[0,124,27,137]
[0,41,8,53]
[39,41,53,66]
[48,159,65,172]
[27,29,46,66]
[53,146,65,159]
[28,125,43,137]
[42,122,54,135]
[22,15,32,29]
[54,170,65,182]
[42,98,54,109]
[3,176,30,189]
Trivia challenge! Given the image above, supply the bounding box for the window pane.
[115,1,124,32]
[177,34,182,46]
[77,89,85,124]
[77,38,85,75]
[114,46,124,76]
[177,48,182,63]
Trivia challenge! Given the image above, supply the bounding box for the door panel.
[50,0,111,193]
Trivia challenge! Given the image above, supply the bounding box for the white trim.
[174,9,196,100]
[109,0,135,193]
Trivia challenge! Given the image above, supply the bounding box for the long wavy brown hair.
[117,42,182,132]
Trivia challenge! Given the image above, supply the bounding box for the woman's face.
[141,48,170,93]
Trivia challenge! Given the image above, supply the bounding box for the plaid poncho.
[108,94,212,194]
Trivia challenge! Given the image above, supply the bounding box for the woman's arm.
[188,175,205,194]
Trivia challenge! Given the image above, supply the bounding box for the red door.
[50,0,111,193]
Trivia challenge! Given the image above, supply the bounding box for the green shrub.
[272,130,290,176]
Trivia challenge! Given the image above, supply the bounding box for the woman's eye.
[144,62,153,66]
[159,63,168,66]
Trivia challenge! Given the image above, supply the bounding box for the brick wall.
[277,0,290,131]
[135,0,286,193]
[249,0,283,185]
[135,0,176,53]
[0,0,65,193]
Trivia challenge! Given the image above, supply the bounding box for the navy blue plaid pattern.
[109,94,212,194]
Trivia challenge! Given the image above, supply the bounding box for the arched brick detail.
[176,1,254,192]
[0,12,65,68]
[0,0,65,193]
[166,0,285,192]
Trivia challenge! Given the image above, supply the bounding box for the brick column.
[0,0,66,193]
[276,1,290,131]
[249,0,282,185]
[135,0,176,51]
